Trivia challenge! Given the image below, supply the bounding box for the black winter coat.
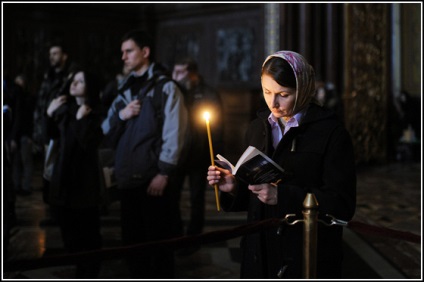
[47,102,104,209]
[220,103,356,279]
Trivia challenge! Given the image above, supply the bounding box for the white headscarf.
[262,51,316,114]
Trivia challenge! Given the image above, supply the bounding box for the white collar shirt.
[268,110,305,149]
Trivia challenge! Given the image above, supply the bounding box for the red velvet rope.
[347,220,421,244]
[4,218,420,272]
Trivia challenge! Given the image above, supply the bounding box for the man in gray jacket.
[102,29,188,279]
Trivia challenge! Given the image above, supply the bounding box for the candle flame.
[203,111,210,121]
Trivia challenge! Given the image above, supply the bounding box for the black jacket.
[47,102,104,208]
[221,103,356,279]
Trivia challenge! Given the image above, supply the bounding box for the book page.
[236,155,285,184]
[216,154,235,172]
[235,146,285,175]
[234,146,261,173]
[255,150,285,172]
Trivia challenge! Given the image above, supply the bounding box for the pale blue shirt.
[268,110,305,149]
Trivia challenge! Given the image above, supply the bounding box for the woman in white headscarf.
[208,51,356,279]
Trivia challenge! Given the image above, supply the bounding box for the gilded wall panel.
[344,4,389,163]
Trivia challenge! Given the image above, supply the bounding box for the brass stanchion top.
[303,193,319,209]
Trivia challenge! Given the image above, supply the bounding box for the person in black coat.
[207,50,356,279]
[3,77,21,258]
[11,74,36,195]
[172,57,224,252]
[46,69,103,278]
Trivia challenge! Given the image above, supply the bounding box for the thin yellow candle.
[203,111,221,211]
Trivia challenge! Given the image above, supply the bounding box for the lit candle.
[203,111,221,211]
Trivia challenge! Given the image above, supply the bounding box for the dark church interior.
[2,2,421,279]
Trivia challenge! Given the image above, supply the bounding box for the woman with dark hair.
[46,69,103,278]
[207,51,356,279]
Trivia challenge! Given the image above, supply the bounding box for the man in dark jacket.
[101,29,188,279]
[33,42,76,156]
[33,41,77,226]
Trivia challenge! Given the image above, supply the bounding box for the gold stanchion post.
[302,193,319,278]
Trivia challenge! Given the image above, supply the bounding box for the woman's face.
[70,71,86,97]
[261,73,296,119]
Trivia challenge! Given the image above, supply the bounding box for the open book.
[215,146,291,185]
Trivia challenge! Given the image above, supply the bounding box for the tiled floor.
[3,159,422,279]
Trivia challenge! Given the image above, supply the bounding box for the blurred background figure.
[314,79,344,122]
[172,57,224,255]
[11,74,36,196]
[97,64,131,214]
[395,90,420,140]
[45,69,104,278]
[33,41,78,226]
[100,64,131,116]
[393,90,420,162]
[3,76,21,259]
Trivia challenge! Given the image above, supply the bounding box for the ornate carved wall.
[343,4,389,164]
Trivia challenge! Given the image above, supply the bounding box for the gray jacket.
[101,63,188,177]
